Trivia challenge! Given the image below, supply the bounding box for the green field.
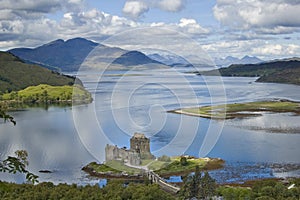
[86,162,121,173]
[1,84,92,104]
[84,157,224,177]
[172,100,300,120]
[154,157,224,176]
[86,161,142,175]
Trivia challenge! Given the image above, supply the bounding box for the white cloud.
[178,18,209,34]
[122,1,149,19]
[202,39,300,60]
[252,44,300,56]
[122,0,186,19]
[158,0,185,12]
[0,0,84,20]
[213,0,300,34]
[0,0,62,13]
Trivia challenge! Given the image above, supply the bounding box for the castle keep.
[105,133,154,166]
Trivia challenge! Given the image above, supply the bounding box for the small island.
[83,133,224,182]
[170,99,300,120]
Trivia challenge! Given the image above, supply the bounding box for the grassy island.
[0,84,92,106]
[83,157,224,179]
[171,100,300,120]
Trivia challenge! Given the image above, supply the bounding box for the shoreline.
[169,99,300,120]
[82,160,300,185]
[82,157,225,180]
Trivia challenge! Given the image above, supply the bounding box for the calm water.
[0,69,299,184]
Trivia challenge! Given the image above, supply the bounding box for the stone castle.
[105,133,154,166]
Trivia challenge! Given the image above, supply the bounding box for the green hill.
[0,52,78,93]
[2,84,92,104]
[199,59,300,85]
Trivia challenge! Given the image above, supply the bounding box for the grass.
[85,161,142,175]
[87,162,121,173]
[141,159,156,166]
[148,160,171,171]
[172,100,300,120]
[105,160,142,175]
[84,157,224,178]
[155,157,224,176]
[1,84,92,104]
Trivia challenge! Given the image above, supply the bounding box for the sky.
[0,0,299,60]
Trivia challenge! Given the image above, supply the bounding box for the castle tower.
[130,133,153,159]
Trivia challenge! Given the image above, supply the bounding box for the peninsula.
[170,99,300,120]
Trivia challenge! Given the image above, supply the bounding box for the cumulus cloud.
[252,43,300,56]
[202,39,300,60]
[122,0,186,19]
[178,18,209,35]
[0,0,62,13]
[0,0,208,50]
[213,0,300,34]
[59,10,138,38]
[122,1,149,18]
[158,0,185,12]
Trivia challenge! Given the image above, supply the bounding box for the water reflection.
[0,71,299,184]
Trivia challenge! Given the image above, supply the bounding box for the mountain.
[9,38,166,72]
[199,58,300,85]
[147,52,190,66]
[240,55,262,64]
[113,51,162,66]
[214,55,263,67]
[9,38,98,72]
[0,52,77,93]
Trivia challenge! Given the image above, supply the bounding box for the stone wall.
[105,133,154,166]
[105,144,141,165]
[130,133,154,159]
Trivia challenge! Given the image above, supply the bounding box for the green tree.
[199,171,217,199]
[180,166,216,199]
[180,156,188,166]
[0,150,39,184]
[0,110,40,184]
[0,104,16,125]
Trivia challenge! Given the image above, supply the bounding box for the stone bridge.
[146,171,181,194]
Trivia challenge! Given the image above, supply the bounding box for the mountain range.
[9,38,166,72]
[9,37,266,71]
[146,51,190,66]
[214,56,263,67]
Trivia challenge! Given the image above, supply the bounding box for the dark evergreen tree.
[180,166,217,199]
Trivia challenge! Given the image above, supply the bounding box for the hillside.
[0,52,77,93]
[2,84,92,104]
[199,59,300,85]
[9,38,166,72]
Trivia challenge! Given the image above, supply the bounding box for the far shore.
[169,99,300,120]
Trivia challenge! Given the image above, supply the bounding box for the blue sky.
[0,0,299,60]
[89,1,218,25]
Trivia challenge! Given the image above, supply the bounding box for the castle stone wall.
[105,133,153,166]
